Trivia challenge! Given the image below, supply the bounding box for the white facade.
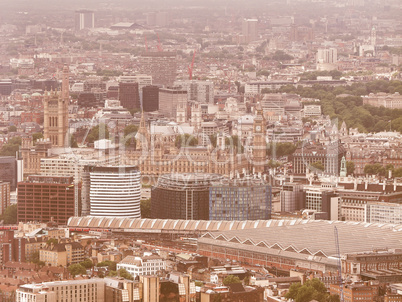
[117,255,166,278]
[120,75,152,91]
[174,80,214,104]
[17,279,105,302]
[317,48,337,64]
[367,202,402,224]
[40,153,120,181]
[303,105,322,117]
[89,166,141,218]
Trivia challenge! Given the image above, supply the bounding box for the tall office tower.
[140,52,177,87]
[142,85,159,112]
[151,173,223,220]
[209,180,272,220]
[118,81,140,110]
[88,166,141,218]
[174,80,214,104]
[43,65,69,147]
[75,10,95,31]
[252,105,267,174]
[0,157,17,191]
[158,87,187,118]
[281,183,304,212]
[0,182,10,215]
[17,176,76,224]
[317,48,338,64]
[242,19,258,43]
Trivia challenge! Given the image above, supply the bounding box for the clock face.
[256,125,261,132]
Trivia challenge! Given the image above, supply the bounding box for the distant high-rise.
[140,52,177,87]
[317,48,338,64]
[174,80,214,104]
[0,157,17,191]
[88,166,141,218]
[242,19,258,43]
[75,10,95,31]
[158,87,187,118]
[43,65,69,147]
[119,81,140,110]
[17,176,76,224]
[151,173,223,220]
[209,180,272,220]
[142,85,159,112]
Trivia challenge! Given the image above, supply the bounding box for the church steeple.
[136,111,150,151]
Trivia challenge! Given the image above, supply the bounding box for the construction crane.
[334,226,344,302]
[156,33,163,52]
[188,50,196,80]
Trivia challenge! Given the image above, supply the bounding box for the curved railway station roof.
[68,217,316,232]
[199,220,402,259]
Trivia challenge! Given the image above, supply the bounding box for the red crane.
[157,33,163,52]
[188,50,196,80]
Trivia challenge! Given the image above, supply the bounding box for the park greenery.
[87,124,110,144]
[0,137,21,157]
[364,163,402,177]
[123,124,138,147]
[80,259,94,269]
[285,278,340,302]
[0,205,17,224]
[222,275,241,286]
[108,268,134,280]
[97,260,117,271]
[175,134,198,148]
[266,142,298,158]
[68,264,87,277]
[264,80,402,133]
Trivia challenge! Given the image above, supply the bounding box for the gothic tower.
[43,65,69,147]
[136,111,150,151]
[252,104,267,174]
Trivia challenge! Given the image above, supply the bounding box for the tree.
[310,161,324,172]
[124,124,138,137]
[0,137,22,157]
[117,268,134,280]
[346,161,355,176]
[28,251,40,264]
[222,275,241,285]
[46,238,58,245]
[141,198,151,218]
[68,264,87,276]
[80,258,93,269]
[123,125,138,148]
[175,134,198,148]
[1,205,17,224]
[87,124,109,144]
[32,132,43,144]
[364,163,386,176]
[8,125,17,132]
[285,278,339,302]
[97,260,117,271]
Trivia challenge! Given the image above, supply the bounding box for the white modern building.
[16,279,105,302]
[303,105,322,117]
[117,255,166,278]
[88,166,141,218]
[174,80,214,104]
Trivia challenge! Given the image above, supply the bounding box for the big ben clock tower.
[252,104,267,174]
